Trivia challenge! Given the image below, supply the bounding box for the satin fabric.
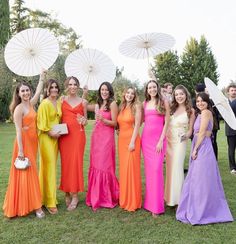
[165,112,189,206]
[86,109,119,210]
[117,107,142,211]
[59,101,85,193]
[3,107,42,217]
[37,99,61,208]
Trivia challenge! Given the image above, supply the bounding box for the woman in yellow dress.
[37,79,62,214]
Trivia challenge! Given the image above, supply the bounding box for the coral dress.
[117,107,142,211]
[141,104,166,214]
[176,115,233,225]
[59,100,85,193]
[3,107,42,217]
[86,109,119,210]
[37,99,61,208]
[165,112,189,206]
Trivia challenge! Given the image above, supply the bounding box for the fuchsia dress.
[86,109,119,210]
[141,103,166,214]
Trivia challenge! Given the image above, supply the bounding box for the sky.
[9,0,236,88]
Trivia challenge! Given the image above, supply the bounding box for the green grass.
[0,122,235,244]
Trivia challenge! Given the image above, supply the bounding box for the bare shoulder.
[202,109,212,117]
[82,98,88,105]
[110,100,118,108]
[13,104,23,119]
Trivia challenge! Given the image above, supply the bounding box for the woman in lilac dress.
[176,92,233,225]
[86,82,119,211]
[141,80,170,217]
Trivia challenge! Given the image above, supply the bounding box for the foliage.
[0,0,10,48]
[180,36,219,94]
[153,50,181,88]
[0,122,235,243]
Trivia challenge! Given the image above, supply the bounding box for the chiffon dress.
[176,115,233,225]
[165,112,189,206]
[141,103,166,214]
[3,107,42,217]
[117,107,142,211]
[37,99,61,208]
[86,109,119,210]
[59,100,85,193]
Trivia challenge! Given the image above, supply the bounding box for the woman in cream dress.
[165,85,195,207]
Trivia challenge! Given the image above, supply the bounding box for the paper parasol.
[4,28,59,77]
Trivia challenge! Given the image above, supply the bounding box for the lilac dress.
[141,103,166,214]
[176,115,233,225]
[86,109,119,210]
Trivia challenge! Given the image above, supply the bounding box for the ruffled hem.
[86,167,119,210]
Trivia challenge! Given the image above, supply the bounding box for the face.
[68,78,79,95]
[19,85,31,101]
[196,96,208,111]
[147,82,158,97]
[174,89,186,105]
[166,85,173,94]
[125,88,135,103]
[49,82,59,98]
[100,84,109,100]
[228,87,236,100]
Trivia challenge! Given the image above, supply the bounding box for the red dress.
[59,101,86,193]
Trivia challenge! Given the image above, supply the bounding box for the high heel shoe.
[67,198,79,211]
[35,210,45,218]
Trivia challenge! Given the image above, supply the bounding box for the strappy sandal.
[45,206,58,215]
[67,198,79,211]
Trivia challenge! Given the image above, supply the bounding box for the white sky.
[9,0,236,88]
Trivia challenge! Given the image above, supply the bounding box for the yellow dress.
[37,98,62,208]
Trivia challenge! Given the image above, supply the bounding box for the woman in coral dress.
[165,85,195,207]
[117,87,142,211]
[59,76,87,211]
[141,80,170,217]
[176,92,233,225]
[37,79,61,214]
[86,82,119,210]
[3,72,46,218]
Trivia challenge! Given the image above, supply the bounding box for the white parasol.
[4,28,59,77]
[64,48,116,90]
[204,77,236,130]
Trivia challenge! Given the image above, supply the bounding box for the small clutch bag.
[14,157,30,170]
[52,123,68,135]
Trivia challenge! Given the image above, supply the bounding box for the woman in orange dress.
[59,76,87,211]
[117,87,142,211]
[3,72,46,218]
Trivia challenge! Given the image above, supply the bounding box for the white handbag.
[14,157,30,170]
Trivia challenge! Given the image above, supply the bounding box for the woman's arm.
[13,105,24,159]
[128,104,141,151]
[156,100,170,152]
[30,70,47,106]
[97,101,118,127]
[87,104,95,112]
[192,110,212,160]
[185,108,196,139]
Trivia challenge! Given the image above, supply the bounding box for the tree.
[0,0,10,48]
[180,36,219,94]
[152,50,181,87]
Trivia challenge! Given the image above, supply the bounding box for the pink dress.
[86,109,119,210]
[141,103,166,214]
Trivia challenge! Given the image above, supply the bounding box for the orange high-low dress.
[117,107,142,211]
[3,107,42,217]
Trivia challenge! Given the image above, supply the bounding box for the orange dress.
[59,101,85,193]
[3,107,42,217]
[117,107,142,211]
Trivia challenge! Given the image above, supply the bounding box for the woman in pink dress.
[141,80,170,217]
[86,82,119,210]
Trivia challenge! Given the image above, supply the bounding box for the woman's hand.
[128,141,135,151]
[191,148,198,160]
[77,115,87,126]
[48,130,61,139]
[17,152,25,160]
[95,113,104,122]
[156,139,163,153]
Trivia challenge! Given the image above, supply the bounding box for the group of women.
[2,75,234,225]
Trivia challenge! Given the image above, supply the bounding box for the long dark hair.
[43,79,60,98]
[97,82,114,111]
[9,81,32,115]
[119,87,139,115]
[195,92,214,115]
[145,80,165,113]
[171,85,192,118]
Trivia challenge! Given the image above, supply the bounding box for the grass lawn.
[0,121,235,244]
